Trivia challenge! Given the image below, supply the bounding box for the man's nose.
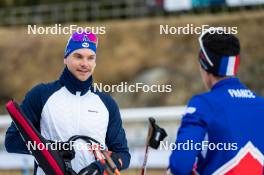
[80,59,90,67]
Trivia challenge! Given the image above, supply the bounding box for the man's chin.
[72,71,92,81]
[78,77,88,81]
[77,75,91,81]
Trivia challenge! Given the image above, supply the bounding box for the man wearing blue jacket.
[169,28,264,175]
[5,31,130,175]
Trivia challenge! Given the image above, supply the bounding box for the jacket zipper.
[76,91,81,133]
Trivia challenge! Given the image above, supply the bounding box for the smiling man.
[5,31,131,175]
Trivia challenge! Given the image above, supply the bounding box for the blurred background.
[0,0,264,174]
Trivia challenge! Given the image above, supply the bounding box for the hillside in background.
[0,10,264,113]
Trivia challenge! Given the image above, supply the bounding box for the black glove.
[110,152,123,170]
[148,117,167,149]
[78,162,101,175]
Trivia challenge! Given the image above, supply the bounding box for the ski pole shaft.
[140,118,154,175]
[141,145,149,175]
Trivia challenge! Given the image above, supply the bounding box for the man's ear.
[64,58,67,64]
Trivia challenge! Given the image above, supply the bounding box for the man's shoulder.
[26,83,45,97]
[190,88,223,104]
[92,90,119,110]
[95,91,117,105]
[25,80,62,102]
[28,80,60,93]
[186,93,215,114]
[42,80,62,92]
[189,92,211,104]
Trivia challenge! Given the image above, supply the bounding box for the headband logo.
[83,35,89,42]
[82,42,89,48]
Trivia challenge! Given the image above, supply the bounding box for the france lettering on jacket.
[228,89,256,98]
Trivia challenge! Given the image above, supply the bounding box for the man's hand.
[79,162,101,175]
[110,152,123,170]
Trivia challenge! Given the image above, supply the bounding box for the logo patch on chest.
[88,109,99,113]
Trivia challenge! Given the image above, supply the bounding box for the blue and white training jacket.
[169,77,264,175]
[5,67,131,175]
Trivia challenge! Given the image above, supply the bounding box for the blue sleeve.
[105,100,131,170]
[97,92,131,172]
[5,84,44,154]
[169,95,212,175]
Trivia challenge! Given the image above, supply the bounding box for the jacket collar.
[211,77,241,91]
[59,67,93,96]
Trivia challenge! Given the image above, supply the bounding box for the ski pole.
[101,150,121,175]
[141,117,167,175]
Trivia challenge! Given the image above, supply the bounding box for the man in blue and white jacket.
[169,28,264,174]
[5,31,130,175]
